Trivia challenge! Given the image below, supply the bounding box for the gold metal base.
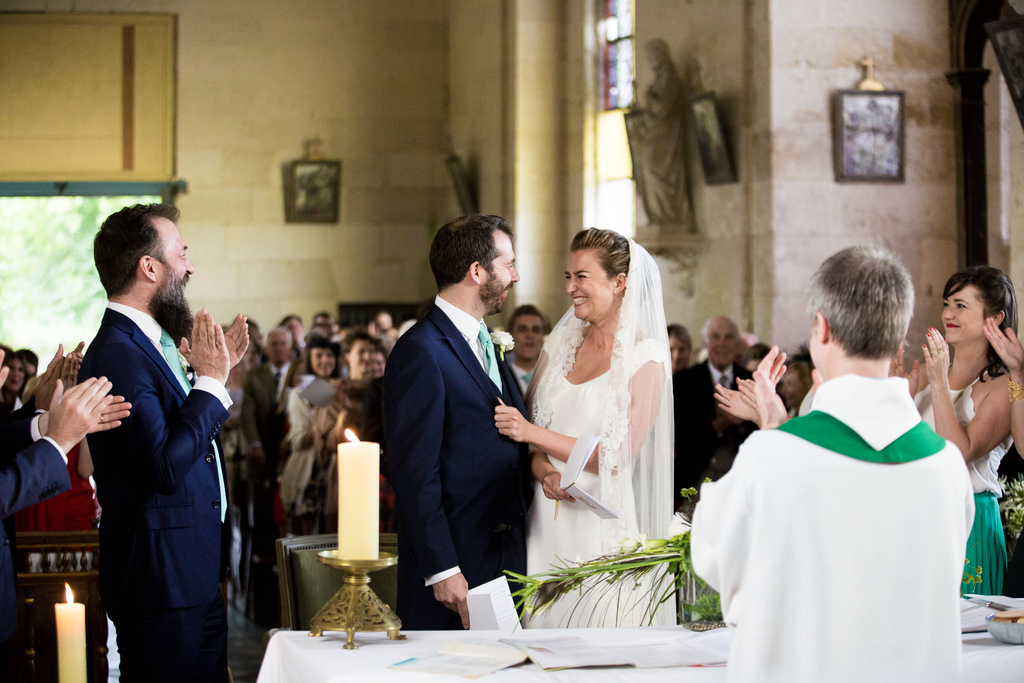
[308,550,407,649]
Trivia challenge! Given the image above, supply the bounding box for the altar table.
[257,626,1024,683]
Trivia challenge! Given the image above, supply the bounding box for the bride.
[494,228,673,627]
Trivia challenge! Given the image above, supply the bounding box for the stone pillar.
[947,68,992,267]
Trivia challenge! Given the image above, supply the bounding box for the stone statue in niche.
[625,39,693,231]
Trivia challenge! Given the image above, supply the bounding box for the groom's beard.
[150,268,193,345]
[480,271,510,317]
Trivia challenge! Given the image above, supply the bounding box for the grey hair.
[267,327,292,341]
[806,246,914,360]
[700,316,738,345]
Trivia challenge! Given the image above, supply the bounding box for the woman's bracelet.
[1009,380,1024,403]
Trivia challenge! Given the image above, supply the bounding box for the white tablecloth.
[257,626,1024,683]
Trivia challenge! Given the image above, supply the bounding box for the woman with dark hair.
[0,346,25,418]
[914,266,1016,595]
[280,335,342,533]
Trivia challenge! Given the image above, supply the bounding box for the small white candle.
[54,583,86,683]
[337,430,379,560]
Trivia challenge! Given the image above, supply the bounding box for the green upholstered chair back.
[276,532,398,631]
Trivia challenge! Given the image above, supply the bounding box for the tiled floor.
[105,605,269,682]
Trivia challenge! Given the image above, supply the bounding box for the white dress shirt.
[107,302,232,410]
[423,295,489,587]
[708,361,733,389]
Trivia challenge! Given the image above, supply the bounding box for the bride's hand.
[541,471,575,502]
[494,400,533,442]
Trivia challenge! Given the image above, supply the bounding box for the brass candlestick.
[308,550,407,649]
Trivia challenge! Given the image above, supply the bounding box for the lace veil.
[527,239,674,556]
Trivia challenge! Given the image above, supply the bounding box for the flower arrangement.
[507,485,723,628]
[491,331,514,360]
[999,475,1024,554]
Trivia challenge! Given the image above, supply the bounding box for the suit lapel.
[426,305,503,405]
[104,309,189,404]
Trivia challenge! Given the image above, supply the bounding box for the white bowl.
[987,613,1024,645]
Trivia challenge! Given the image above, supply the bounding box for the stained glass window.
[601,0,635,110]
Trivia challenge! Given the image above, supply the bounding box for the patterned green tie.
[159,330,227,523]
[477,322,503,392]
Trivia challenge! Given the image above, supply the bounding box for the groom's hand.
[432,573,470,629]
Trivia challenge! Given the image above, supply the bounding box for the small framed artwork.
[833,90,905,183]
[986,16,1024,130]
[284,160,341,223]
[690,92,736,185]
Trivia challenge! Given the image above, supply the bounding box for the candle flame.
[345,429,360,443]
[65,583,74,604]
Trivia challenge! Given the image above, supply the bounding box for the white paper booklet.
[501,636,635,670]
[960,595,1024,633]
[298,376,336,407]
[388,639,527,679]
[559,432,620,519]
[468,576,521,632]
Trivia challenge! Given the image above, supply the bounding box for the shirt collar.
[108,301,163,346]
[811,373,921,450]
[708,361,732,387]
[434,295,484,342]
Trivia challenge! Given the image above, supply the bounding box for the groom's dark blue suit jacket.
[385,304,532,629]
[80,309,228,620]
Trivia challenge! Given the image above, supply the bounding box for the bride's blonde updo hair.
[570,228,630,278]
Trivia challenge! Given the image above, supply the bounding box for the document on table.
[560,433,620,519]
[388,639,527,679]
[606,634,729,668]
[468,576,521,632]
[501,636,635,670]
[960,595,1024,633]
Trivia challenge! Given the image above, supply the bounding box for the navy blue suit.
[80,309,228,681]
[0,420,70,643]
[384,305,532,630]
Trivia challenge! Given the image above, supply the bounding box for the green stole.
[777,411,946,464]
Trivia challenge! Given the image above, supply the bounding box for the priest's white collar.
[810,373,921,451]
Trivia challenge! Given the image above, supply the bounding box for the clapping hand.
[714,381,758,424]
[752,346,790,429]
[224,314,250,369]
[44,377,125,453]
[0,349,8,389]
[178,309,230,384]
[983,317,1024,377]
[889,343,921,398]
[922,327,951,391]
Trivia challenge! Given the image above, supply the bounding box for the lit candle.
[54,583,86,683]
[337,429,379,559]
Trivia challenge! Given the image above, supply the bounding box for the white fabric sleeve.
[193,376,233,410]
[30,413,43,441]
[40,436,69,465]
[425,566,461,586]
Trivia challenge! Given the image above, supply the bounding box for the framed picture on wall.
[690,92,736,185]
[283,160,341,223]
[832,90,905,183]
[986,16,1024,130]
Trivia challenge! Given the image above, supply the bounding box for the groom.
[385,213,532,630]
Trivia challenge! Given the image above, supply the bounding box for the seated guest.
[741,342,771,372]
[15,349,38,393]
[667,323,692,374]
[778,359,813,417]
[506,304,549,395]
[0,347,25,418]
[692,246,973,682]
[281,336,342,534]
[673,316,756,503]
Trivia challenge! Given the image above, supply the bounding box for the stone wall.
[7,0,453,332]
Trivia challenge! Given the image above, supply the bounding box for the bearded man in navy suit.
[79,204,248,683]
[385,213,532,630]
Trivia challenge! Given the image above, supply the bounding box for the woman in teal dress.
[912,266,1015,595]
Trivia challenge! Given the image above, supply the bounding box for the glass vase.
[678,570,724,630]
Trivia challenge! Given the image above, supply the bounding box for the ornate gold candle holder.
[308,550,407,649]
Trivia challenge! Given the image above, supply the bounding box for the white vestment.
[691,374,974,683]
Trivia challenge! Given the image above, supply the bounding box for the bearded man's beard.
[150,270,193,345]
[480,271,509,316]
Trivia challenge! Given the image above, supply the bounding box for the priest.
[691,246,974,682]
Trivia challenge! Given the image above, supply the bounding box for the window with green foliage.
[0,196,159,357]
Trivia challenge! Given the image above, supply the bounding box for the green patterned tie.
[477,322,503,392]
[159,330,227,523]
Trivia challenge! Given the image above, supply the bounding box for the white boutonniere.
[490,331,514,361]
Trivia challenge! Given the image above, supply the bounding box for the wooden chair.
[8,530,108,683]
[275,533,398,632]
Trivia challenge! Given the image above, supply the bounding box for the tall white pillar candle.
[337,430,379,560]
[55,583,86,683]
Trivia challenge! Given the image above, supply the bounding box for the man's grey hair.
[267,327,291,341]
[806,246,914,360]
[700,316,738,345]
